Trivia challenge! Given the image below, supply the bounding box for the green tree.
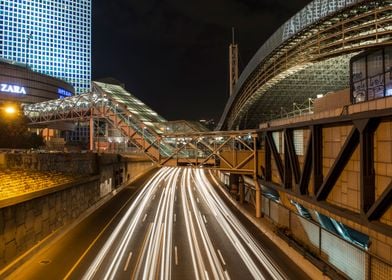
[0,108,44,149]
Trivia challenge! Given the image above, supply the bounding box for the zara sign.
[0,83,27,95]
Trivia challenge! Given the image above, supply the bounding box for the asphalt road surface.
[7,167,310,280]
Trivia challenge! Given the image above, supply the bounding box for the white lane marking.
[217,249,226,265]
[224,270,231,280]
[123,252,133,271]
[174,213,176,223]
[142,214,147,222]
[197,197,200,203]
[175,246,179,265]
[152,194,156,200]
[202,215,207,224]
[204,270,210,280]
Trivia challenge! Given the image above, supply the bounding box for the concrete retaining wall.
[126,160,156,183]
[0,152,155,269]
[0,178,100,267]
[4,153,98,175]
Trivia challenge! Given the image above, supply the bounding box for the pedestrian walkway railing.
[24,82,259,174]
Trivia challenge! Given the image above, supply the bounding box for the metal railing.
[260,195,392,280]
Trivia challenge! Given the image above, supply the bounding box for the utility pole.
[229,27,238,96]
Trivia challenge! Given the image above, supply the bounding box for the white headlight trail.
[197,169,286,280]
[104,167,174,280]
[81,166,286,280]
[181,168,207,280]
[191,168,265,279]
[185,169,226,280]
[141,167,180,280]
[82,167,171,280]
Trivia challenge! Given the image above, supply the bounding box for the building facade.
[0,60,74,104]
[0,0,91,93]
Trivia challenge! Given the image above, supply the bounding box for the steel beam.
[317,126,359,201]
[299,131,312,195]
[266,132,284,184]
[262,177,392,237]
[367,180,392,221]
[284,129,301,186]
[355,119,380,214]
[284,136,293,189]
[264,134,272,181]
[312,125,323,196]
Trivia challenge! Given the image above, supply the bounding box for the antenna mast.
[229,27,238,96]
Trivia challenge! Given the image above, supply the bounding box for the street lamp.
[1,103,20,120]
[4,105,16,115]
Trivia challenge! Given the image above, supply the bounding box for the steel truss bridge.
[218,0,392,129]
[25,81,263,216]
[25,81,262,202]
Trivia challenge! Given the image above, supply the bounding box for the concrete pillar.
[254,176,262,218]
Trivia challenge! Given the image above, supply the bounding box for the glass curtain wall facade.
[0,0,91,93]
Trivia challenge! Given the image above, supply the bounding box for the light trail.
[123,252,132,271]
[197,169,287,280]
[184,169,226,279]
[78,167,288,280]
[181,168,207,280]
[81,167,171,280]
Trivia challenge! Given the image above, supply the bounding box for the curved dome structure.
[218,0,392,130]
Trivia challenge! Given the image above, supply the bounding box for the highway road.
[6,167,310,280]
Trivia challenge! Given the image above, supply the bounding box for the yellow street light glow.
[5,106,16,114]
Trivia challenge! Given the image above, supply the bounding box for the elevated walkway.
[24,82,258,175]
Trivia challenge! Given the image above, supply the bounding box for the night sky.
[92,0,311,122]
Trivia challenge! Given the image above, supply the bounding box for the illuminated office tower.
[0,0,91,93]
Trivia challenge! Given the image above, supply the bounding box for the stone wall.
[4,153,98,175]
[0,178,100,268]
[0,152,156,269]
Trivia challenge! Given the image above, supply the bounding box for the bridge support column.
[253,134,262,218]
[239,175,244,204]
[229,174,239,199]
[254,176,262,218]
[89,116,94,151]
